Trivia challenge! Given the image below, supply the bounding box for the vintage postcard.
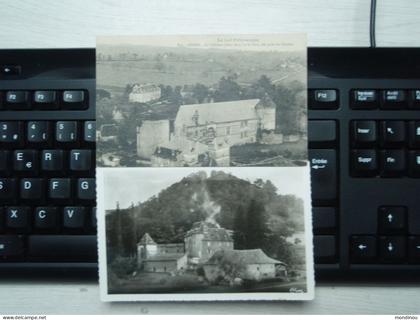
[96,34,307,167]
[96,34,313,301]
[97,166,314,301]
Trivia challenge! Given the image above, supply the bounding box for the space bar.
[28,235,97,262]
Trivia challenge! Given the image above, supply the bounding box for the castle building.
[137,222,286,281]
[129,83,161,103]
[174,99,266,146]
[137,233,187,273]
[136,98,276,165]
[184,221,234,264]
[203,249,287,282]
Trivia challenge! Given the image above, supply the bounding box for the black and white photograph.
[96,34,307,167]
[97,167,314,301]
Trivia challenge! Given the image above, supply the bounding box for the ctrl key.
[0,236,24,258]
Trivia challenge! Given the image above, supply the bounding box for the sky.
[99,166,310,210]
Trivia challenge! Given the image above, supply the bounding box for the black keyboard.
[0,49,97,271]
[308,48,420,277]
[0,48,419,279]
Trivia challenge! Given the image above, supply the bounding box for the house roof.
[175,99,260,127]
[144,253,185,262]
[138,233,156,245]
[185,221,233,242]
[131,83,161,94]
[204,249,285,266]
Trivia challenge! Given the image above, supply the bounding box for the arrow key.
[378,206,406,234]
[408,236,420,263]
[379,236,406,262]
[350,235,377,262]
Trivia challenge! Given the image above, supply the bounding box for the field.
[107,271,306,295]
[97,48,305,93]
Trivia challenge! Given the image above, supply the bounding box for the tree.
[256,75,274,96]
[123,84,134,101]
[117,106,142,147]
[272,81,306,135]
[192,83,209,103]
[233,205,247,249]
[214,76,242,102]
[169,85,183,105]
[262,180,277,200]
[245,199,269,249]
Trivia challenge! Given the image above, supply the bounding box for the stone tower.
[137,233,157,266]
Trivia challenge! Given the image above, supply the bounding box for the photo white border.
[97,166,314,302]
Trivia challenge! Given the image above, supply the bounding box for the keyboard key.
[380,150,405,176]
[6,91,30,109]
[6,207,30,230]
[0,207,4,232]
[308,120,337,143]
[408,151,420,177]
[34,207,58,230]
[0,236,24,257]
[84,121,96,143]
[20,178,44,200]
[409,211,420,234]
[314,235,336,262]
[380,121,406,147]
[62,91,86,109]
[309,149,337,201]
[350,90,377,109]
[28,235,97,262]
[379,236,406,262]
[312,207,336,231]
[0,178,16,201]
[63,207,86,229]
[309,89,338,109]
[0,121,23,144]
[0,65,21,76]
[56,121,78,143]
[408,121,420,148]
[33,91,57,109]
[0,150,10,175]
[409,89,420,109]
[77,178,95,200]
[351,120,377,146]
[378,206,407,234]
[13,150,38,174]
[41,150,64,171]
[408,236,420,262]
[49,178,71,200]
[380,90,407,109]
[70,150,92,171]
[90,207,97,229]
[350,235,377,262]
[351,149,378,177]
[27,121,50,143]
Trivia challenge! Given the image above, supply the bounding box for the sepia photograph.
[96,35,307,167]
[97,166,314,301]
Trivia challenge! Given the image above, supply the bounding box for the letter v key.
[63,207,85,229]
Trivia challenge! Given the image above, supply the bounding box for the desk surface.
[1,0,420,48]
[0,0,420,315]
[0,280,419,314]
